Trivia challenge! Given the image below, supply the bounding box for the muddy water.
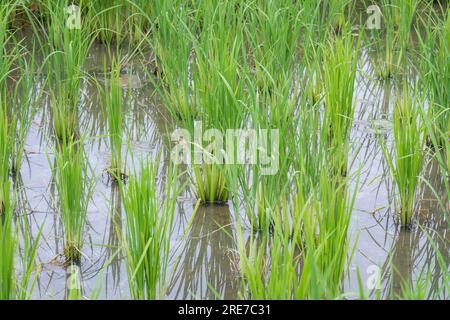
[13,33,449,299]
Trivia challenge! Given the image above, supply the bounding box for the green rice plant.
[367,0,417,79]
[29,0,94,142]
[101,58,125,180]
[237,77,297,230]
[420,103,450,211]
[366,0,398,80]
[0,90,12,215]
[289,104,324,243]
[237,171,358,299]
[378,85,427,226]
[0,182,14,299]
[120,156,178,299]
[392,0,419,50]
[9,47,40,175]
[183,2,247,204]
[417,10,450,148]
[237,230,302,299]
[323,0,352,32]
[0,182,41,300]
[53,140,94,262]
[192,0,246,126]
[16,211,42,300]
[308,172,358,296]
[83,0,153,44]
[0,2,17,86]
[244,0,301,96]
[136,1,193,120]
[322,31,360,176]
[193,163,229,205]
[85,1,126,44]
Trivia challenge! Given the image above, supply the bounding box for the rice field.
[0,0,448,300]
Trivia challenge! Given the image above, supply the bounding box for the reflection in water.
[380,157,449,299]
[104,182,123,296]
[168,205,240,299]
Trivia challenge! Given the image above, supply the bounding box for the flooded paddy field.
[0,0,448,300]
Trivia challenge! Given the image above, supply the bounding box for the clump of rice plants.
[367,0,397,80]
[237,231,301,299]
[83,0,153,44]
[186,3,247,204]
[0,183,14,299]
[245,0,301,96]
[0,2,17,84]
[237,80,296,231]
[0,182,41,300]
[392,0,419,50]
[33,0,94,142]
[306,172,358,295]
[237,171,358,299]
[9,49,40,175]
[324,0,352,32]
[121,156,178,299]
[322,31,360,176]
[102,58,126,180]
[418,10,450,148]
[193,163,229,205]
[53,140,94,262]
[0,92,12,215]
[379,86,427,226]
[0,2,18,213]
[140,3,193,120]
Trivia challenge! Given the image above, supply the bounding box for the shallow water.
[10,26,449,300]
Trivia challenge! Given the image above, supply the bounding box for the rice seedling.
[392,0,419,50]
[120,156,178,299]
[137,1,193,120]
[83,0,153,44]
[244,0,301,96]
[323,0,352,32]
[52,140,94,262]
[420,101,450,211]
[0,2,20,204]
[0,183,15,299]
[366,0,398,80]
[236,78,297,230]
[30,0,94,142]
[237,170,359,299]
[85,1,125,44]
[322,31,360,176]
[378,85,427,226]
[193,163,229,205]
[417,10,450,148]
[16,211,42,300]
[0,182,41,300]
[307,172,359,296]
[101,58,126,180]
[0,90,13,216]
[180,2,247,204]
[0,2,17,85]
[9,47,40,175]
